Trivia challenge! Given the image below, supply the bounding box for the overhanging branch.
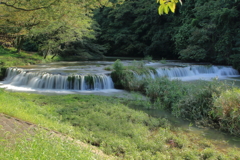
[0,0,59,11]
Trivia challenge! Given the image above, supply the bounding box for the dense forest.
[1,0,240,69]
[94,0,240,69]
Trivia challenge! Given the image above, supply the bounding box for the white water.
[1,67,116,93]
[137,63,240,81]
[1,61,240,94]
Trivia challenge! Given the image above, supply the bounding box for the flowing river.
[0,60,239,94]
[1,60,240,147]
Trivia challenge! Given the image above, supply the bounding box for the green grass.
[0,129,100,160]
[0,47,43,67]
[211,88,240,136]
[0,89,240,159]
[1,51,240,159]
[0,46,64,80]
[111,59,240,137]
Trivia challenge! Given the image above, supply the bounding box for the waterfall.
[3,68,114,90]
[131,65,239,80]
[155,65,239,78]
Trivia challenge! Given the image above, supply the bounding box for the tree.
[0,0,109,56]
[0,0,59,11]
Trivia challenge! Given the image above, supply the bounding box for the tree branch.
[0,0,59,11]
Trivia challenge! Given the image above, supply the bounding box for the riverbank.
[0,89,240,159]
[1,47,240,159]
[0,47,45,80]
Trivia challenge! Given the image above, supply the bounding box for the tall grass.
[110,60,240,136]
[0,89,240,159]
[0,130,100,160]
[211,88,240,136]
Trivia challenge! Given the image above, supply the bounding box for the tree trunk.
[15,36,24,53]
[51,53,57,59]
[43,48,50,59]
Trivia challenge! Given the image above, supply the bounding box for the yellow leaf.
[168,2,176,13]
[160,0,165,5]
[164,5,169,14]
[158,5,165,15]
[171,0,178,3]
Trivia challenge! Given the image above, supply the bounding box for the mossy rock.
[111,71,124,89]
[0,67,7,80]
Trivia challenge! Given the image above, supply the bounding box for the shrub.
[172,80,231,121]
[120,70,147,92]
[113,59,124,73]
[211,88,240,136]
[143,55,152,62]
[145,77,187,110]
[111,59,125,88]
[160,58,167,64]
[111,60,156,90]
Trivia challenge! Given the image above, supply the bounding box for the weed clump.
[111,61,239,136]
[211,88,240,136]
[145,77,186,110]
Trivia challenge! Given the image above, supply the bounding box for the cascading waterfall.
[132,65,239,80]
[3,68,114,90]
[1,63,240,93]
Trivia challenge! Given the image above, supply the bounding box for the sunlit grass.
[0,129,100,160]
[0,89,240,159]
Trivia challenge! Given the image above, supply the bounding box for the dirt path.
[0,113,115,160]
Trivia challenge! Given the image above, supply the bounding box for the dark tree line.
[94,0,240,69]
[1,0,240,68]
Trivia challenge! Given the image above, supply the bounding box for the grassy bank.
[111,60,240,137]
[1,49,240,159]
[0,89,240,159]
[0,128,101,160]
[0,46,63,80]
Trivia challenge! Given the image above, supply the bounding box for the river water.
[1,60,240,147]
[0,60,240,94]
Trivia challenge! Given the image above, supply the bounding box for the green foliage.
[111,59,125,88]
[94,0,240,68]
[120,70,147,92]
[143,55,152,61]
[0,67,7,80]
[172,80,231,121]
[179,45,207,61]
[175,0,240,64]
[212,88,240,136]
[94,0,173,58]
[0,130,98,160]
[145,77,186,110]
[113,59,124,73]
[0,89,240,159]
[111,60,158,91]
[115,64,239,136]
[0,0,108,59]
[230,54,240,70]
[159,58,167,64]
[0,46,42,66]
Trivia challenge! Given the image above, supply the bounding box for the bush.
[145,77,187,110]
[143,55,152,62]
[120,70,147,92]
[111,59,125,88]
[211,88,240,136]
[113,59,124,73]
[172,80,231,121]
[111,60,156,90]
